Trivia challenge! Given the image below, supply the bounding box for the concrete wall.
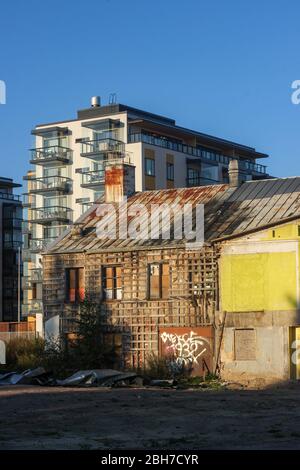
[221,324,290,385]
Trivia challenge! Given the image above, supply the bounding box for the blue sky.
[0,0,300,192]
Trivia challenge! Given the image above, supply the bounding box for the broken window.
[148,263,169,299]
[65,268,85,303]
[102,266,122,300]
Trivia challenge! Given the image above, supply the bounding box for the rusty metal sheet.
[159,326,214,377]
[47,177,300,254]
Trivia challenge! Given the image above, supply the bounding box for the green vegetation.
[1,300,115,377]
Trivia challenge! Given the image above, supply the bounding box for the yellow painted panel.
[221,254,264,311]
[221,252,297,312]
[266,252,297,310]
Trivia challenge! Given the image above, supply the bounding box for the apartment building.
[0,177,22,322]
[23,98,269,319]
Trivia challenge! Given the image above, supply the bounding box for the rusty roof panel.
[46,178,300,254]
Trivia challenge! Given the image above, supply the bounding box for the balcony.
[22,221,31,234]
[186,177,219,188]
[22,276,31,290]
[80,138,125,160]
[22,249,32,262]
[22,269,43,289]
[29,176,72,196]
[31,206,73,225]
[23,193,33,208]
[0,192,21,202]
[128,132,267,175]
[22,299,43,316]
[79,170,105,188]
[29,237,56,252]
[30,145,72,166]
[31,268,43,282]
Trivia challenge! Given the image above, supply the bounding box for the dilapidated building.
[43,164,300,383]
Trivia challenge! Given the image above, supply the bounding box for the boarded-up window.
[234,329,256,361]
[102,266,122,300]
[148,263,169,299]
[66,268,85,303]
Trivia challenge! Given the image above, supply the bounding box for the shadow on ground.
[1,383,300,450]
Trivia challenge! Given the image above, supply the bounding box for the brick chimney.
[228,159,246,188]
[105,163,135,203]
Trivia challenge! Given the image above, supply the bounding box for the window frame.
[147,262,169,300]
[102,265,122,301]
[166,162,174,181]
[145,157,155,177]
[65,267,85,303]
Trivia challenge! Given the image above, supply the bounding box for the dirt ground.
[1,384,300,450]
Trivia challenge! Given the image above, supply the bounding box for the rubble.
[53,369,140,387]
[0,367,52,386]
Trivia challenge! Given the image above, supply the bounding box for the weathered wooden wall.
[43,246,218,368]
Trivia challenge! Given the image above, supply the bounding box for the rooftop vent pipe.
[91,96,101,108]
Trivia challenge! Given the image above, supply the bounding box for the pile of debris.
[0,368,142,388]
[0,367,52,386]
[56,369,142,387]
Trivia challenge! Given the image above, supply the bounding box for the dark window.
[102,266,122,300]
[148,263,169,299]
[32,283,37,300]
[166,162,174,181]
[145,158,155,176]
[66,268,85,303]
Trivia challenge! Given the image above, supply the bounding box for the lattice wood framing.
[43,245,219,368]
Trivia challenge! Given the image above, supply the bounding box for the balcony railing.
[31,268,43,282]
[31,206,73,224]
[22,221,31,234]
[187,177,220,188]
[29,237,56,252]
[22,276,31,290]
[22,269,43,288]
[23,193,35,207]
[22,249,32,262]
[80,170,105,188]
[80,138,125,159]
[128,132,267,174]
[29,176,72,195]
[30,145,72,165]
[22,300,43,316]
[0,192,21,201]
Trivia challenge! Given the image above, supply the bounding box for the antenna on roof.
[109,93,117,105]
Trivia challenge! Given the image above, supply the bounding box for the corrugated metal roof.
[46,177,300,254]
[207,177,300,240]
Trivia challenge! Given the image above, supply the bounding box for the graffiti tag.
[160,330,210,367]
